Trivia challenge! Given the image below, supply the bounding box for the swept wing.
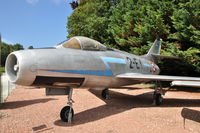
[117,73,200,87]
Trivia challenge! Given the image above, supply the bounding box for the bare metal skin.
[5,36,200,123]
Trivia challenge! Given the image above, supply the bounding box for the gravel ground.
[1,85,200,133]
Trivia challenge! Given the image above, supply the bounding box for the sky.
[0,0,73,48]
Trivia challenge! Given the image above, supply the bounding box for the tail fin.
[143,38,162,62]
[143,38,179,62]
[147,38,162,56]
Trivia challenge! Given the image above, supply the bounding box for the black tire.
[101,89,109,99]
[155,93,162,106]
[60,106,74,122]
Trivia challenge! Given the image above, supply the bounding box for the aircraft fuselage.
[6,47,159,88]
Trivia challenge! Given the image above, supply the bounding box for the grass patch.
[142,83,155,88]
[0,67,5,75]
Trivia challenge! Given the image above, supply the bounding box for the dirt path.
[1,85,200,133]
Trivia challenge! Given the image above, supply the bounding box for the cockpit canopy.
[56,36,109,51]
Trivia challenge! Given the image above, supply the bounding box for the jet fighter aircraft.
[5,36,200,123]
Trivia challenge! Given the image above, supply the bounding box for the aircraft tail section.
[142,38,162,62]
[143,38,179,62]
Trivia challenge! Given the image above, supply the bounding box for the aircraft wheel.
[60,106,74,122]
[101,88,109,99]
[154,93,163,106]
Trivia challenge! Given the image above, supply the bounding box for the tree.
[67,0,115,45]
[0,42,11,66]
[169,0,200,49]
[70,1,79,10]
[28,46,34,49]
[0,42,24,66]
[12,43,24,51]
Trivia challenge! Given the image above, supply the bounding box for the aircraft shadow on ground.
[54,89,200,126]
[0,98,57,109]
[110,87,143,90]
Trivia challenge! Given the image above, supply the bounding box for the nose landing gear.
[153,92,163,105]
[153,81,165,106]
[101,88,110,99]
[60,88,74,123]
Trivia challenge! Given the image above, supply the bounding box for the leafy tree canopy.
[28,46,34,49]
[0,42,24,66]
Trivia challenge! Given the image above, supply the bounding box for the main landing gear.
[101,88,110,99]
[60,88,74,123]
[153,81,165,106]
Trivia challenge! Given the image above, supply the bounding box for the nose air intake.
[5,51,37,86]
[5,54,19,82]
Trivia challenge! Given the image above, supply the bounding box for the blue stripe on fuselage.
[143,63,151,67]
[47,70,113,76]
[100,56,126,70]
[47,56,126,76]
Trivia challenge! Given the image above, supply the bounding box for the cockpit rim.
[56,36,114,51]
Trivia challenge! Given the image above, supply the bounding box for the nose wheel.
[60,88,74,123]
[60,106,74,122]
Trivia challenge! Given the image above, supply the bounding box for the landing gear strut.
[60,88,74,123]
[153,92,162,106]
[101,88,110,99]
[153,81,165,106]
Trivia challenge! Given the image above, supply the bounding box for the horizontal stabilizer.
[144,39,180,61]
[151,54,179,59]
[171,81,200,88]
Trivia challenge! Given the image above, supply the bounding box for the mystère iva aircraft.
[5,36,200,123]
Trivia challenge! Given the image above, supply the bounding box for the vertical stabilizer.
[143,38,162,62]
[142,38,178,61]
[147,38,162,55]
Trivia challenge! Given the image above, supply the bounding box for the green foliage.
[28,46,34,49]
[0,67,5,75]
[169,0,200,49]
[0,42,24,66]
[12,44,24,51]
[67,0,115,44]
[67,0,200,76]
[108,0,172,49]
